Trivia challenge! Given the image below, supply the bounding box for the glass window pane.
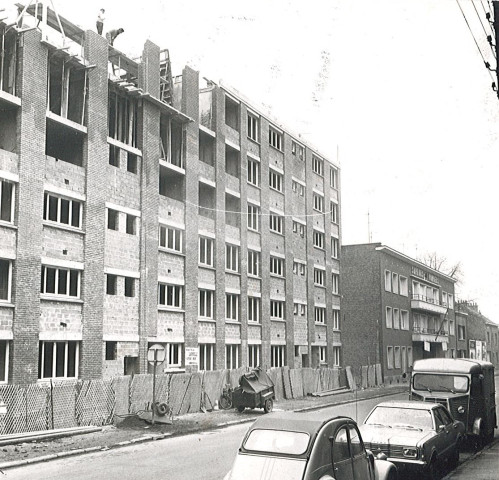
[60,199,70,224]
[43,342,54,378]
[58,269,68,295]
[55,342,65,377]
[71,201,81,227]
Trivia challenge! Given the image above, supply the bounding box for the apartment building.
[455,301,499,367]
[341,243,457,383]
[0,6,342,384]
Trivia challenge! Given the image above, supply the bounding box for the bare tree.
[418,251,463,284]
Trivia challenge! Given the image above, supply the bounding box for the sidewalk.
[0,383,408,469]
[443,438,499,480]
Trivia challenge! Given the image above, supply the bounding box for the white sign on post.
[185,347,199,367]
[148,344,166,365]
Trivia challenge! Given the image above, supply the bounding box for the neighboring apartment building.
[341,243,457,383]
[455,301,499,368]
[0,6,342,384]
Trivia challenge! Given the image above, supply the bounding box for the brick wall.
[11,29,47,384]
[182,66,200,372]
[40,301,82,336]
[340,244,382,372]
[80,30,108,379]
[137,41,161,372]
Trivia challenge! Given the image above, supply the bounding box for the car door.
[332,425,354,480]
[437,406,459,456]
[348,423,372,480]
[433,407,452,458]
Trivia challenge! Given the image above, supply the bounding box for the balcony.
[412,325,448,343]
[411,294,447,315]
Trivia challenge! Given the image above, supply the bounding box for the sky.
[17,0,499,319]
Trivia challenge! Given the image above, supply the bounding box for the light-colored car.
[224,412,398,480]
[360,401,465,479]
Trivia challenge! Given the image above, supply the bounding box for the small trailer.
[231,367,275,413]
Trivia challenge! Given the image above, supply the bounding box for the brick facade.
[0,10,342,384]
[341,243,457,383]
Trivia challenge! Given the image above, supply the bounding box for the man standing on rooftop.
[96,8,105,35]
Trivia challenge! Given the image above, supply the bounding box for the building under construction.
[0,4,342,384]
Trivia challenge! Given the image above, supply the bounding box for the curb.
[442,438,499,479]
[0,386,407,470]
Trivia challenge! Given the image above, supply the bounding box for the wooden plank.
[375,364,383,385]
[368,365,376,388]
[345,366,356,391]
[361,366,369,389]
[289,369,304,398]
[282,366,292,399]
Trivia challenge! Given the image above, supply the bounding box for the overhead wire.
[456,0,497,84]
[471,0,496,56]
[480,0,494,30]
[184,199,336,219]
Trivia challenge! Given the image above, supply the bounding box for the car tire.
[425,457,439,480]
[264,399,273,414]
[237,406,245,413]
[386,469,397,480]
[219,395,232,410]
[449,442,460,470]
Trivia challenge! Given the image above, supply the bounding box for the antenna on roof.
[367,210,372,243]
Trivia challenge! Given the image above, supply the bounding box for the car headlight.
[457,406,465,414]
[403,448,418,458]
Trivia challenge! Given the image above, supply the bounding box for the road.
[3,385,497,480]
[2,391,407,480]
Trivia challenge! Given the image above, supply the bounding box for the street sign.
[148,344,166,365]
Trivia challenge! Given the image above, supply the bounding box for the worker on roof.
[96,8,105,35]
[107,28,124,46]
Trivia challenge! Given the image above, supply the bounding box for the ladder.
[159,48,173,105]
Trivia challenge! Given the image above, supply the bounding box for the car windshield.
[365,406,433,430]
[244,429,310,455]
[413,373,469,393]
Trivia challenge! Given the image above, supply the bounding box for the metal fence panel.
[51,380,77,429]
[76,380,114,426]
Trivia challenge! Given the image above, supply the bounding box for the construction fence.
[0,367,348,436]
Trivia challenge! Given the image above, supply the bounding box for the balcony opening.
[159,164,184,201]
[225,95,239,131]
[108,89,138,148]
[160,116,184,169]
[109,145,120,167]
[127,152,138,173]
[48,54,87,125]
[45,118,84,166]
[199,130,215,166]
[0,107,17,153]
[225,144,240,178]
[199,182,215,220]
[199,82,214,130]
[0,28,18,96]
[225,193,240,228]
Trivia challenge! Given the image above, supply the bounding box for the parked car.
[224,412,398,480]
[360,401,465,479]
[410,358,496,446]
